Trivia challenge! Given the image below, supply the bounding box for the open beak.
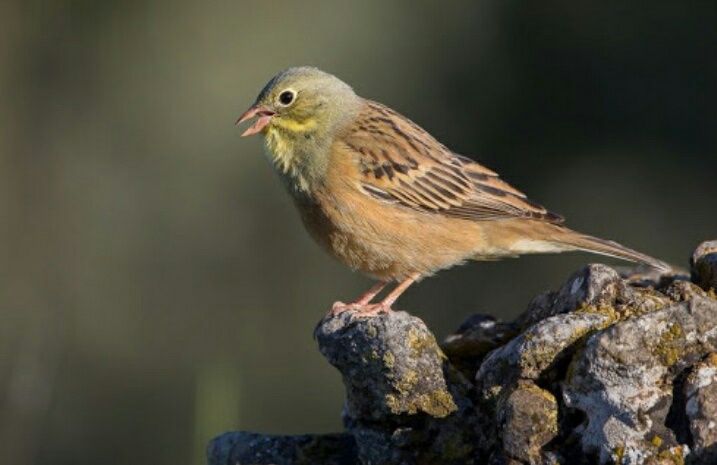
[235,105,275,137]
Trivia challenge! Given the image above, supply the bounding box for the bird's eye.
[278,90,295,106]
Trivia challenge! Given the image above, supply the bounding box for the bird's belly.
[296,191,488,281]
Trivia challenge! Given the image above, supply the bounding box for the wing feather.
[343,100,564,223]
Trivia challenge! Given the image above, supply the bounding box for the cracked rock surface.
[684,353,717,464]
[208,240,717,465]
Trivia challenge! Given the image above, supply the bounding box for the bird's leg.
[354,273,421,316]
[377,273,420,308]
[353,281,389,305]
[330,281,387,315]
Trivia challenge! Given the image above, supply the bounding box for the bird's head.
[237,66,359,140]
[237,67,362,192]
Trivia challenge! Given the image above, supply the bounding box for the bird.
[236,66,671,315]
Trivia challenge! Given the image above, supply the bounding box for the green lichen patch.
[705,352,717,366]
[652,322,685,366]
[575,294,669,324]
[574,304,622,324]
[520,316,607,372]
[613,445,625,464]
[384,387,457,418]
[708,288,717,300]
[654,445,685,465]
[366,324,378,338]
[382,351,395,368]
[650,434,663,448]
[406,327,441,358]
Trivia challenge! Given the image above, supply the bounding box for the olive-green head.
[237,66,360,139]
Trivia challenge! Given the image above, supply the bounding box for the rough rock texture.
[208,240,717,465]
[692,241,717,292]
[316,311,460,420]
[563,296,717,464]
[684,353,717,464]
[207,432,356,465]
[316,311,481,465]
[498,381,558,463]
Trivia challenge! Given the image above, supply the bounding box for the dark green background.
[1,1,715,464]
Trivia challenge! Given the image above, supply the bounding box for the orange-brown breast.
[295,143,501,282]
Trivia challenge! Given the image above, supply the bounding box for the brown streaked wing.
[341,100,564,223]
[452,153,564,223]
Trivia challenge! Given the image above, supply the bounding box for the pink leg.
[352,273,421,316]
[330,281,387,316]
[353,281,388,305]
[378,273,420,308]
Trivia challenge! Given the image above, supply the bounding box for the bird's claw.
[328,301,390,317]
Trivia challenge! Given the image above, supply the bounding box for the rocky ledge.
[208,241,717,465]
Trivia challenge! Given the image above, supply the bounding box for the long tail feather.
[555,230,672,272]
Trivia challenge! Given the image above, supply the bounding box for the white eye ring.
[278,89,296,106]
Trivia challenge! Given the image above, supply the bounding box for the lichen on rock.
[208,240,717,465]
[562,296,717,464]
[497,381,559,463]
[683,353,717,464]
[315,310,459,419]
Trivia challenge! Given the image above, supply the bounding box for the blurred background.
[0,1,715,464]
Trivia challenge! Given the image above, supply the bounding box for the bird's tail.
[550,227,672,272]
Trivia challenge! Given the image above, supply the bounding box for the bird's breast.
[280,135,493,281]
[293,178,489,281]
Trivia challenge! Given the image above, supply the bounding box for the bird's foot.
[355,303,391,316]
[329,301,391,317]
[329,301,352,316]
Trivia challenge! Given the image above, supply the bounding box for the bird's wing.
[339,100,563,223]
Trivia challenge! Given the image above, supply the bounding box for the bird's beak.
[235,105,275,137]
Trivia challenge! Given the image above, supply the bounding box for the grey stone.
[442,314,518,379]
[516,264,626,328]
[563,296,717,464]
[206,431,357,465]
[516,264,669,330]
[315,310,459,420]
[315,310,482,465]
[692,240,717,292]
[498,381,558,464]
[477,311,612,402]
[684,353,717,464]
[662,279,711,303]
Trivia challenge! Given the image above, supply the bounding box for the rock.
[315,310,481,465]
[516,264,625,328]
[208,240,717,465]
[516,264,669,329]
[684,353,717,464]
[691,240,717,292]
[315,310,459,420]
[662,280,711,303]
[563,296,717,464]
[442,314,518,379]
[497,381,558,464]
[206,431,357,465]
[476,311,612,402]
[619,265,677,288]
